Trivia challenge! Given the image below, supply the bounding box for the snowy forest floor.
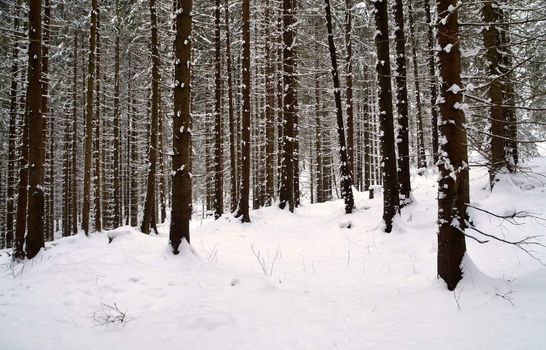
[2,157,546,349]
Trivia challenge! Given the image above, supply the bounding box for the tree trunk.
[324,0,354,214]
[279,0,296,212]
[363,79,371,195]
[499,17,517,169]
[393,0,411,205]
[171,0,193,252]
[158,88,167,223]
[436,0,468,291]
[14,102,29,259]
[82,0,97,235]
[6,0,21,249]
[63,104,71,237]
[94,11,102,232]
[292,2,300,209]
[47,111,54,241]
[142,0,160,234]
[424,0,439,163]
[344,0,355,180]
[276,12,283,200]
[213,0,224,219]
[25,0,45,258]
[71,30,79,235]
[482,1,506,186]
[235,0,251,223]
[42,0,52,241]
[113,0,122,228]
[373,0,399,232]
[264,0,275,206]
[129,77,139,228]
[314,71,324,203]
[225,0,238,212]
[407,0,427,170]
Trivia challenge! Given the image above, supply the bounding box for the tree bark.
[314,71,324,203]
[25,0,45,258]
[94,10,102,232]
[71,30,79,235]
[6,0,21,249]
[113,0,122,228]
[364,86,372,197]
[344,0,355,180]
[142,0,160,234]
[436,0,468,291]
[264,0,275,206]
[82,0,97,235]
[373,0,399,232]
[407,0,427,170]
[63,103,71,237]
[224,0,238,212]
[129,71,139,228]
[424,0,439,163]
[158,88,167,223]
[213,0,224,219]
[235,0,251,222]
[482,1,506,186]
[393,0,411,204]
[324,0,354,214]
[279,0,296,212]
[171,0,193,252]
[499,14,517,169]
[42,0,52,241]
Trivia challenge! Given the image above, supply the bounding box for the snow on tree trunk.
[373,0,400,232]
[436,0,469,291]
[170,0,193,252]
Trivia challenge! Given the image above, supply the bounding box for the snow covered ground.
[1,157,546,350]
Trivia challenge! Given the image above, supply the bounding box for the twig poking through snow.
[250,244,280,277]
[92,303,134,328]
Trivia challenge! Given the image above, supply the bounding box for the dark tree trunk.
[129,74,139,228]
[158,89,167,223]
[324,0,354,214]
[63,104,71,237]
[292,5,300,209]
[142,0,160,234]
[225,0,238,212]
[279,0,296,213]
[25,0,45,258]
[264,0,275,206]
[42,0,52,242]
[499,20,517,169]
[482,1,506,186]
[424,0,439,163]
[113,0,122,228]
[363,80,371,195]
[276,12,283,200]
[47,111,54,241]
[14,102,29,260]
[6,0,21,249]
[171,0,193,252]
[344,0,355,180]
[82,0,98,235]
[393,0,411,205]
[373,0,399,232]
[314,68,324,203]
[94,11,102,232]
[235,0,251,223]
[408,0,427,170]
[213,0,224,219]
[436,0,468,291]
[71,30,79,235]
